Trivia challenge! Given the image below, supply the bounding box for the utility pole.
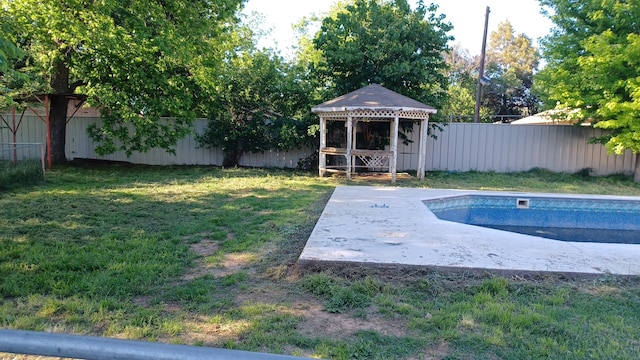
[474,6,490,123]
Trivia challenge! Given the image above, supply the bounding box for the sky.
[241,0,555,58]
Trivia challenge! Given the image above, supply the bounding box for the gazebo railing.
[320,147,392,173]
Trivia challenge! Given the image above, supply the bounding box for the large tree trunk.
[48,96,69,164]
[222,142,243,167]
[48,56,71,164]
[634,153,640,182]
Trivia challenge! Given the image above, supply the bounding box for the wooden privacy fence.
[2,115,636,175]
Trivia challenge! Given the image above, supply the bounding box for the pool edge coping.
[299,186,640,276]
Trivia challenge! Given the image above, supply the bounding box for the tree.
[0,10,34,110]
[483,20,540,118]
[444,45,476,90]
[0,0,242,163]
[440,44,480,121]
[311,0,452,107]
[535,0,640,181]
[197,49,315,167]
[0,38,21,108]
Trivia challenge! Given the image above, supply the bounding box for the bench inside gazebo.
[311,84,437,183]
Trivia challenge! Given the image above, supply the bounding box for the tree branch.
[69,80,86,92]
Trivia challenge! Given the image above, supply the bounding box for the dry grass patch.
[294,302,409,338]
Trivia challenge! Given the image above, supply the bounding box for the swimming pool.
[300,186,640,275]
[424,195,640,244]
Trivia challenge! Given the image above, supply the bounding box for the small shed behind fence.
[311,84,437,182]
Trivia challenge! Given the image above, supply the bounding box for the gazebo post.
[390,113,399,183]
[351,119,357,175]
[346,115,353,180]
[318,116,326,177]
[417,115,429,180]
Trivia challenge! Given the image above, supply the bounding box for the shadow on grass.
[0,165,336,339]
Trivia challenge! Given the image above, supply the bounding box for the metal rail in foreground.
[0,330,311,360]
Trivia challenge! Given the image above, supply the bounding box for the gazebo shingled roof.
[312,83,437,113]
[312,84,436,182]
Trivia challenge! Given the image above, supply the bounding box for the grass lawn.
[1,165,640,359]
[0,160,44,190]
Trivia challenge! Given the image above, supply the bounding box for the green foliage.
[440,84,476,120]
[476,277,510,297]
[302,273,382,313]
[444,45,477,90]
[440,20,539,121]
[0,38,18,74]
[222,271,249,286]
[0,0,243,160]
[441,45,478,119]
[535,0,640,169]
[0,14,29,108]
[483,20,540,117]
[580,32,640,153]
[197,49,316,167]
[315,331,424,360]
[163,275,219,307]
[311,0,452,107]
[487,21,540,78]
[441,45,496,122]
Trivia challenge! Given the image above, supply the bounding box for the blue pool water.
[423,195,640,244]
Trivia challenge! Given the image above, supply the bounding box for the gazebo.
[311,84,437,182]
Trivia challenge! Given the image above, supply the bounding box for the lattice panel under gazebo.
[358,154,389,169]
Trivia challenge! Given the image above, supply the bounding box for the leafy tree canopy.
[483,20,540,118]
[440,21,540,122]
[0,37,22,108]
[440,44,486,121]
[487,21,539,79]
[444,45,477,90]
[0,0,243,161]
[0,9,30,109]
[311,0,452,108]
[535,0,640,180]
[197,47,316,167]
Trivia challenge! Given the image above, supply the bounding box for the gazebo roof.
[311,83,437,114]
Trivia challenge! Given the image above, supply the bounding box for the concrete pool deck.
[299,186,640,275]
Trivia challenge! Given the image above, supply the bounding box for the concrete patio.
[299,186,640,275]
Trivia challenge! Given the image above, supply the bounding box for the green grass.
[1,165,640,359]
[0,159,44,190]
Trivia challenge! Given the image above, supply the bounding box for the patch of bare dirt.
[189,239,220,256]
[417,340,451,360]
[182,240,256,281]
[292,302,409,338]
[212,253,256,276]
[234,282,408,339]
[132,295,153,307]
[154,312,249,348]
